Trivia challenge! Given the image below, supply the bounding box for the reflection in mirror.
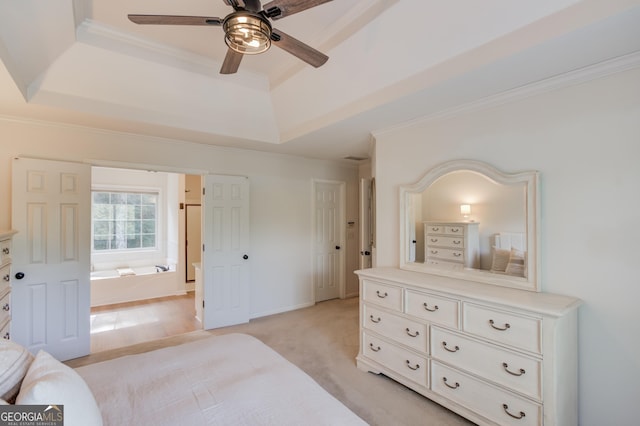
[400,160,539,292]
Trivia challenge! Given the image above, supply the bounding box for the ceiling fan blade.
[128,15,223,26]
[272,28,328,68]
[220,49,244,74]
[263,0,333,20]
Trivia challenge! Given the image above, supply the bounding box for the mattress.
[75,333,366,425]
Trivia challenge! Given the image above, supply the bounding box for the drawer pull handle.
[442,377,460,389]
[369,343,381,352]
[430,238,438,243]
[502,362,526,376]
[451,228,460,233]
[453,240,461,245]
[2,332,9,340]
[2,303,9,312]
[489,319,511,331]
[376,291,388,298]
[405,360,420,370]
[502,404,526,420]
[369,315,381,323]
[453,252,462,257]
[442,341,460,353]
[405,328,420,337]
[423,303,439,312]
[2,248,9,255]
[2,275,9,282]
[431,227,440,232]
[430,250,438,254]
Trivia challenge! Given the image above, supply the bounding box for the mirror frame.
[399,160,540,292]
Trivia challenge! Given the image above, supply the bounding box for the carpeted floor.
[67,297,473,426]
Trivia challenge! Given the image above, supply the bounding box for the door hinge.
[202,300,205,308]
[202,244,205,252]
[202,187,205,195]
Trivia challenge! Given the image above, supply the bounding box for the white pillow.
[16,350,103,426]
[490,246,511,273]
[0,341,34,403]
[505,248,526,277]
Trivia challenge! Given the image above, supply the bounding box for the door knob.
[15,272,25,280]
[242,254,249,260]
[335,246,341,250]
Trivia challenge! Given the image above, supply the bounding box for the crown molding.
[76,19,269,91]
[373,50,640,137]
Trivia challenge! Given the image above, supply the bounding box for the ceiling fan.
[128,0,332,75]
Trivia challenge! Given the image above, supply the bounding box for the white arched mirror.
[400,160,540,292]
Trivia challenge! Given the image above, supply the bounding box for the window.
[92,191,158,251]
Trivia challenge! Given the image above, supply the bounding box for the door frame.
[311,179,346,301]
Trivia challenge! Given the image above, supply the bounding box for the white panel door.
[202,175,250,329]
[11,157,91,361]
[314,181,345,302]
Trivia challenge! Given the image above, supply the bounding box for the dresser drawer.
[0,318,9,341]
[362,280,403,312]
[363,332,428,387]
[431,327,541,400]
[0,238,11,267]
[425,224,466,236]
[406,290,459,329]
[0,290,9,322]
[426,248,464,263]
[0,264,10,294]
[363,304,428,353]
[463,303,541,354]
[425,235,465,249]
[432,361,541,426]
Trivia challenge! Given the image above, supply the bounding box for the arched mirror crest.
[399,160,540,292]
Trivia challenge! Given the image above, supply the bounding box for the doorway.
[88,168,201,353]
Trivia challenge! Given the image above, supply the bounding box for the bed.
[1,333,366,426]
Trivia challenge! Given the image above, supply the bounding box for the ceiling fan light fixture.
[223,12,272,55]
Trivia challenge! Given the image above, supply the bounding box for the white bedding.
[75,333,366,425]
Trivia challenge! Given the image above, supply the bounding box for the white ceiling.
[1,0,640,162]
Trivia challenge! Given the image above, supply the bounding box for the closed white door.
[314,181,345,302]
[202,175,250,329]
[11,157,91,360]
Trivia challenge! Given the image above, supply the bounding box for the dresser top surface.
[356,267,581,317]
[0,230,17,240]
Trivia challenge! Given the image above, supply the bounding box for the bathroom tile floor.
[90,292,201,353]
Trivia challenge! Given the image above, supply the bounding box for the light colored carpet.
[67,297,473,426]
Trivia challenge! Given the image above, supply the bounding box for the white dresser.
[424,222,479,269]
[0,230,17,341]
[356,267,581,426]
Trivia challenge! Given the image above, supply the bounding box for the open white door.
[202,175,250,329]
[11,157,91,361]
[359,178,373,270]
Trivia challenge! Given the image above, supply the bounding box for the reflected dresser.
[424,221,479,269]
[356,267,581,426]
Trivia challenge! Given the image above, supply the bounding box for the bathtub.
[90,265,182,307]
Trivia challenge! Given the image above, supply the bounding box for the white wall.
[0,121,360,318]
[373,66,640,426]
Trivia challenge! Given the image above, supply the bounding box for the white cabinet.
[356,267,581,426]
[424,222,479,268]
[0,230,17,341]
